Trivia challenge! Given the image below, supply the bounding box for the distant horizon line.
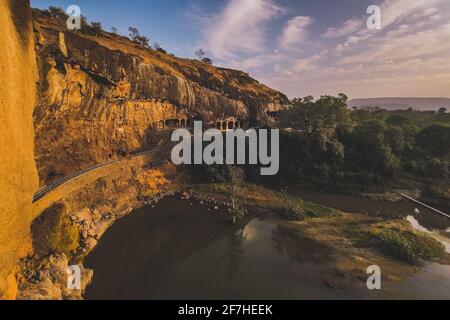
[348,97,450,100]
[283,95,450,100]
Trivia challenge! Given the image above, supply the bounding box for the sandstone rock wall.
[32,11,289,186]
[0,0,38,299]
[0,3,289,299]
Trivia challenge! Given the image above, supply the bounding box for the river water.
[85,195,450,300]
[289,188,450,231]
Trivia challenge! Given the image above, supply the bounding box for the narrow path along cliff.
[33,150,156,204]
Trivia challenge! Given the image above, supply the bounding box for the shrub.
[154,42,167,54]
[202,57,213,65]
[80,20,103,36]
[48,6,68,20]
[424,158,449,178]
[276,188,307,220]
[31,203,79,259]
[375,228,445,266]
[157,47,168,54]
[128,27,150,47]
[134,35,150,47]
[277,202,306,221]
[90,22,103,35]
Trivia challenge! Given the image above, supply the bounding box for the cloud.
[380,0,446,28]
[278,16,313,49]
[222,53,284,71]
[199,0,285,60]
[189,0,450,99]
[279,0,450,98]
[323,18,362,38]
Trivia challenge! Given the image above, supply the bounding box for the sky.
[31,0,450,99]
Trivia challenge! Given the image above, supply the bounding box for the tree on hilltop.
[48,6,68,20]
[128,27,150,47]
[195,49,213,64]
[154,42,168,54]
[195,48,205,60]
[202,57,213,65]
[90,22,103,35]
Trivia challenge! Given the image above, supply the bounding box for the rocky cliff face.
[32,10,289,186]
[0,0,39,298]
[0,7,288,298]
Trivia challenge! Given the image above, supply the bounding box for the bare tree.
[195,48,205,60]
[228,166,247,224]
[128,27,139,39]
[206,165,247,224]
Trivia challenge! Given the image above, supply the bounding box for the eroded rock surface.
[4,7,289,299]
[17,253,92,300]
[32,9,288,186]
[0,0,38,298]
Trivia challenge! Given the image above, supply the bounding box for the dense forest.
[269,95,450,194]
[198,95,450,197]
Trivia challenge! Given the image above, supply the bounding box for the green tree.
[423,158,449,178]
[280,94,352,160]
[280,94,352,138]
[195,48,205,60]
[128,27,139,39]
[202,57,213,65]
[90,22,103,35]
[385,115,417,155]
[154,42,168,54]
[128,27,150,47]
[344,120,400,176]
[48,6,68,20]
[416,125,450,157]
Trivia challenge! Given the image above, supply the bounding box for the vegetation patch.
[31,203,79,260]
[136,168,170,197]
[276,200,306,221]
[371,226,446,266]
[275,189,309,220]
[190,183,340,221]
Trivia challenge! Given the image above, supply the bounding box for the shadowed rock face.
[32,10,289,185]
[7,0,33,46]
[0,0,38,298]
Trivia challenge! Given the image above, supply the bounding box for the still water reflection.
[85,198,450,300]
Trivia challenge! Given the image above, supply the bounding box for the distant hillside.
[348,98,450,111]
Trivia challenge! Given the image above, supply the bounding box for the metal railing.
[32,150,152,203]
